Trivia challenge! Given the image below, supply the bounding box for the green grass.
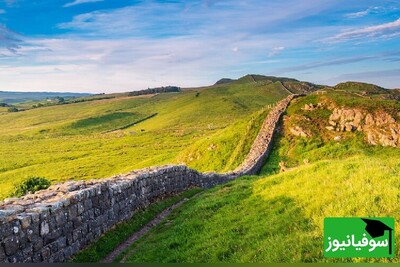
[0,80,289,198]
[176,107,270,172]
[71,188,202,263]
[66,112,146,134]
[113,91,400,263]
[120,141,400,263]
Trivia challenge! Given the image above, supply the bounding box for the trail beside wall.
[0,94,301,263]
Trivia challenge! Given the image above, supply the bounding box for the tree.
[56,96,65,103]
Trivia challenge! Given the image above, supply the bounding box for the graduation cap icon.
[362,218,393,255]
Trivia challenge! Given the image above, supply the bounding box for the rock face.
[289,126,311,137]
[0,94,302,263]
[327,107,400,147]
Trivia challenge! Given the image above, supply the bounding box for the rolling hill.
[84,83,400,263]
[2,75,399,263]
[0,75,319,199]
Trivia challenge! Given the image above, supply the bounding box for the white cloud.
[58,0,340,37]
[325,18,400,43]
[268,46,285,57]
[63,0,104,8]
[345,7,381,19]
[6,0,395,92]
[0,36,257,92]
[346,10,369,18]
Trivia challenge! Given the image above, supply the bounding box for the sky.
[0,0,399,93]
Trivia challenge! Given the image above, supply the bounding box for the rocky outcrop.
[327,108,400,147]
[289,126,311,137]
[301,103,323,111]
[0,94,302,263]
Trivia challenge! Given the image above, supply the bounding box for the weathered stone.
[40,247,51,261]
[31,236,44,252]
[32,252,42,263]
[17,215,31,230]
[48,241,58,254]
[289,126,310,137]
[44,228,63,245]
[21,243,33,262]
[4,236,19,256]
[68,204,78,219]
[328,106,399,148]
[345,123,354,132]
[0,243,6,259]
[40,221,49,236]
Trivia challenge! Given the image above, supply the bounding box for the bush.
[11,177,51,197]
[8,107,18,112]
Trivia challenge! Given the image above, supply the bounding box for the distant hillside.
[0,91,91,104]
[237,74,300,83]
[215,78,235,85]
[215,74,322,94]
[334,81,387,94]
[334,81,400,100]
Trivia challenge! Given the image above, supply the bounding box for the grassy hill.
[4,77,398,263]
[110,86,400,263]
[0,75,316,199]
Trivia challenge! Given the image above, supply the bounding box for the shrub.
[11,177,51,197]
[8,107,18,112]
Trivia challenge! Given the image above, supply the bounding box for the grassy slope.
[0,80,289,198]
[121,89,400,263]
[124,151,400,263]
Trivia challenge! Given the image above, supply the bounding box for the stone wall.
[0,94,300,263]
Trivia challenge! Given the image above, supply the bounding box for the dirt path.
[101,196,193,263]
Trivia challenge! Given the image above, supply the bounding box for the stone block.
[40,221,49,236]
[3,235,19,256]
[31,236,44,252]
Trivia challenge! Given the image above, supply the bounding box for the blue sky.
[0,0,399,92]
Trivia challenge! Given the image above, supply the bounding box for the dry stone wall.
[0,94,301,263]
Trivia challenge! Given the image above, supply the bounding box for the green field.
[3,77,399,263]
[109,89,400,263]
[0,76,295,198]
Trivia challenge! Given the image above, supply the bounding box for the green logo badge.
[324,217,395,258]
